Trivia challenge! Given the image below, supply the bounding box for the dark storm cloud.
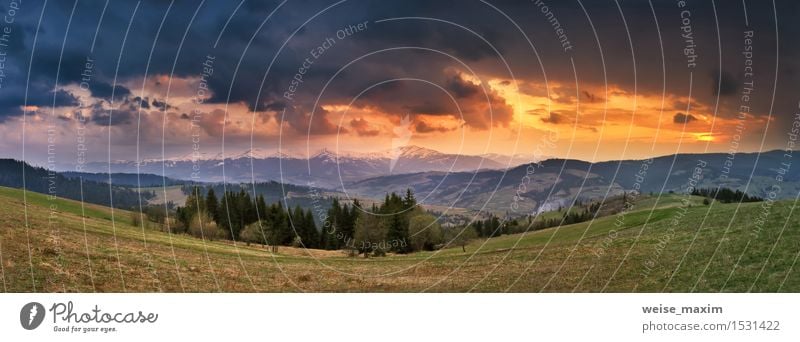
[415,120,454,134]
[136,97,150,109]
[582,91,603,103]
[673,100,689,110]
[264,101,287,112]
[51,89,79,107]
[151,99,172,110]
[85,101,123,126]
[541,112,568,125]
[88,96,158,126]
[1,0,798,157]
[446,75,480,98]
[356,18,501,62]
[712,70,738,97]
[0,85,78,121]
[673,112,697,124]
[350,117,380,136]
[90,82,131,101]
[282,104,342,135]
[5,0,795,106]
[406,101,452,115]
[317,68,514,129]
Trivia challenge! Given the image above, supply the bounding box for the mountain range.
[71,145,534,189]
[346,150,798,214]
[38,148,800,215]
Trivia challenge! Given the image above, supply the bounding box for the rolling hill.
[0,185,796,292]
[60,171,185,187]
[347,150,798,213]
[0,159,154,210]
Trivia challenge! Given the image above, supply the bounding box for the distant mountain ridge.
[0,159,154,209]
[346,150,799,213]
[60,171,185,187]
[71,145,529,189]
[7,149,798,215]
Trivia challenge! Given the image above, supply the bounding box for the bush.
[240,223,266,246]
[443,226,477,252]
[353,213,387,257]
[408,213,443,251]
[130,211,143,227]
[188,210,224,241]
[372,247,386,257]
[144,205,167,224]
[291,236,303,248]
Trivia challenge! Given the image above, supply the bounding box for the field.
[0,186,797,292]
[140,185,187,206]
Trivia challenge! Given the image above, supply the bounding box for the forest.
[0,159,154,209]
[165,187,480,256]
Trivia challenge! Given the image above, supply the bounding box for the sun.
[694,133,715,142]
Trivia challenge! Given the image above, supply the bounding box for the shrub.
[291,236,303,248]
[188,210,224,241]
[240,223,266,246]
[408,213,443,251]
[130,211,143,227]
[444,226,478,252]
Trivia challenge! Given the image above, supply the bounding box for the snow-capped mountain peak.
[230,148,268,160]
[311,148,339,160]
[82,146,519,188]
[394,145,443,158]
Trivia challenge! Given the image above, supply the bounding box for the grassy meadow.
[0,186,797,292]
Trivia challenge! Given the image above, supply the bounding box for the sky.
[0,0,798,168]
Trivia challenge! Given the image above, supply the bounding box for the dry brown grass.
[0,186,797,293]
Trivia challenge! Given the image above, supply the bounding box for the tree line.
[179,181,332,211]
[138,189,644,255]
[164,185,620,256]
[0,159,155,209]
[347,190,480,256]
[165,187,477,256]
[470,200,603,238]
[691,187,763,203]
[170,187,320,250]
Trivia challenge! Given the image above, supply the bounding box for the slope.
[0,186,796,292]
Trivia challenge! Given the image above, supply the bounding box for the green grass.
[0,187,123,223]
[0,185,797,292]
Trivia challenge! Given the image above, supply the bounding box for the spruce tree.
[291,205,306,245]
[403,188,417,209]
[256,194,267,220]
[386,213,401,252]
[304,210,319,249]
[206,188,219,224]
[326,198,342,250]
[473,220,483,237]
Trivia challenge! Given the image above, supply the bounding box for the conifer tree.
[206,188,219,224]
[325,198,342,250]
[473,220,484,237]
[304,210,319,249]
[291,205,306,245]
[403,188,417,209]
